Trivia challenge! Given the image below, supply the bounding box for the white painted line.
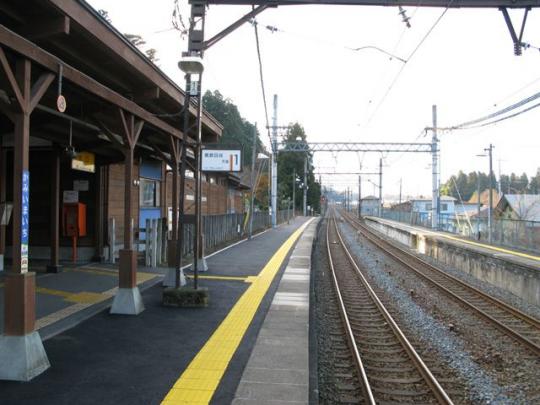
[281,274,310,281]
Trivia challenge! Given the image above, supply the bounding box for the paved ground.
[233,219,318,405]
[0,217,309,405]
[0,263,161,337]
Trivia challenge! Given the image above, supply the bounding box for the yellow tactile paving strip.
[0,267,159,330]
[161,219,313,405]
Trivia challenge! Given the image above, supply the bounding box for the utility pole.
[358,175,361,218]
[378,158,383,217]
[476,172,481,240]
[248,124,257,239]
[292,169,296,216]
[432,105,439,230]
[303,155,307,216]
[271,95,278,228]
[486,144,494,244]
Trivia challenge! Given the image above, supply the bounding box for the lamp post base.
[162,267,187,288]
[190,256,208,273]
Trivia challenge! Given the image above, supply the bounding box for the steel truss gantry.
[278,141,433,153]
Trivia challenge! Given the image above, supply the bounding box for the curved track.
[341,210,540,357]
[326,210,453,404]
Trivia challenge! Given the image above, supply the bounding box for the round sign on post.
[57,94,67,113]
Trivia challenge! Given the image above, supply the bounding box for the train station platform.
[364,216,540,306]
[0,216,315,405]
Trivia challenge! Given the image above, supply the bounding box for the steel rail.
[326,214,376,405]
[341,211,540,357]
[328,211,453,404]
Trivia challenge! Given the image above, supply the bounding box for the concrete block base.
[0,332,50,381]
[162,268,187,288]
[190,257,208,273]
[110,287,145,315]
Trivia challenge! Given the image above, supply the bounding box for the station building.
[0,0,246,380]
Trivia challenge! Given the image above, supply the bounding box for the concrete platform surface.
[368,216,540,270]
[233,219,318,405]
[0,217,312,405]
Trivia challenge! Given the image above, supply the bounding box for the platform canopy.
[195,0,540,8]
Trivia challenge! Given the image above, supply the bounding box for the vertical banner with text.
[21,170,29,273]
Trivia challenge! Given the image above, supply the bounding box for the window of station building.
[441,203,448,211]
[425,203,432,211]
[140,178,160,207]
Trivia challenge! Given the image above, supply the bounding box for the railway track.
[325,211,453,404]
[340,210,540,357]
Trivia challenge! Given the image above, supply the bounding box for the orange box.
[62,202,87,237]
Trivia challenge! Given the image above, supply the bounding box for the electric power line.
[450,99,540,131]
[445,90,540,130]
[252,19,273,147]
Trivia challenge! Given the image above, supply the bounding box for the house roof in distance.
[497,194,540,221]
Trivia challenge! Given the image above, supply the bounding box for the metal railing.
[381,210,540,254]
[108,209,294,265]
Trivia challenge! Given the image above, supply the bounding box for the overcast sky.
[88,0,540,199]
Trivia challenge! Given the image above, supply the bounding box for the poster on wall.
[201,149,241,172]
[21,170,29,273]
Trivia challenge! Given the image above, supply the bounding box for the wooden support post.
[120,144,136,287]
[94,164,106,262]
[46,148,61,273]
[0,54,53,381]
[0,146,6,271]
[110,109,144,315]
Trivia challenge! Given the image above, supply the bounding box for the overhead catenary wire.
[365,1,454,126]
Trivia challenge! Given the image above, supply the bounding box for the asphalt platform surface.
[0,217,309,405]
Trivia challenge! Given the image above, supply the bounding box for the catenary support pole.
[432,105,439,230]
[487,143,494,244]
[248,124,257,239]
[358,175,361,217]
[303,155,307,216]
[271,95,278,227]
[292,168,295,216]
[477,172,481,239]
[379,158,383,217]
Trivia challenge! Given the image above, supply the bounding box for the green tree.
[202,90,263,167]
[98,9,112,23]
[528,168,540,194]
[145,48,159,64]
[277,123,321,213]
[124,33,146,48]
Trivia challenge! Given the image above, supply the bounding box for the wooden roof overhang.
[0,0,222,164]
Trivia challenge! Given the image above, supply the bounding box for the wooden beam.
[26,16,70,40]
[0,47,23,111]
[0,99,15,122]
[133,87,160,103]
[47,0,222,136]
[0,25,193,143]
[29,73,55,112]
[93,118,125,151]
[147,140,173,166]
